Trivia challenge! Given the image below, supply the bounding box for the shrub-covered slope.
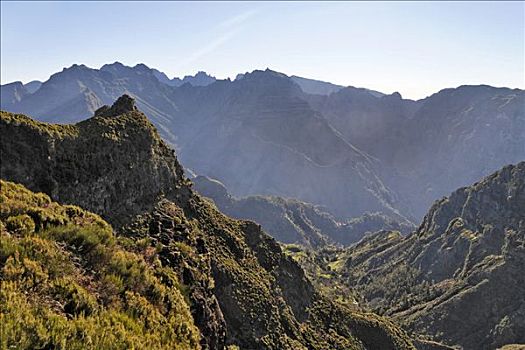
[1,97,419,349]
[0,180,201,350]
[337,163,525,349]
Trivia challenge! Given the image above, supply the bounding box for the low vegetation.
[0,180,201,350]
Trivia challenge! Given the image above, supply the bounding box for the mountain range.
[2,92,524,349]
[0,97,450,349]
[193,174,414,248]
[2,62,523,226]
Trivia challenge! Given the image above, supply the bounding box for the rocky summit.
[0,96,439,350]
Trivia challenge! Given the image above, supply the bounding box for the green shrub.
[0,180,201,349]
[5,214,35,235]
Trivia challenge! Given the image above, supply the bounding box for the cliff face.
[339,162,525,349]
[0,96,418,349]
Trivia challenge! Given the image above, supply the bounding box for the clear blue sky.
[1,1,523,99]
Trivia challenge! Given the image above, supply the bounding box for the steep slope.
[194,175,414,247]
[170,69,405,220]
[0,180,201,349]
[337,162,525,349]
[1,97,419,350]
[311,84,525,219]
[307,88,420,162]
[290,75,344,95]
[397,86,525,218]
[1,81,30,110]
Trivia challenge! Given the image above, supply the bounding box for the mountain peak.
[64,63,89,72]
[181,71,216,86]
[95,94,137,117]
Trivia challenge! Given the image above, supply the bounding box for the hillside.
[323,163,525,349]
[1,96,427,349]
[0,180,201,349]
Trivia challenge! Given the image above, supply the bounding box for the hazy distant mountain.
[151,68,216,87]
[291,75,384,97]
[309,84,525,218]
[2,62,523,222]
[151,68,183,86]
[181,71,216,86]
[290,75,344,95]
[171,69,408,220]
[24,80,42,93]
[1,81,29,109]
[396,85,525,217]
[193,175,414,247]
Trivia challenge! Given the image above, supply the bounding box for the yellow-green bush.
[5,214,35,235]
[0,180,201,349]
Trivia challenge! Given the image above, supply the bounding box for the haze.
[1,1,523,99]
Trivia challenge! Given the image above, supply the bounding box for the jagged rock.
[94,94,137,117]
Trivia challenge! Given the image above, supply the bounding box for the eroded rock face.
[342,162,525,349]
[0,97,418,350]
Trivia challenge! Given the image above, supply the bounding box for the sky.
[1,1,523,99]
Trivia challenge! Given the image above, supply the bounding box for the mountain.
[181,71,217,86]
[193,175,414,247]
[0,80,42,109]
[291,75,384,97]
[395,86,525,218]
[151,69,216,87]
[290,75,344,95]
[24,80,42,93]
[170,69,407,220]
[1,96,431,349]
[2,63,523,223]
[310,85,525,218]
[316,162,525,349]
[1,81,29,109]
